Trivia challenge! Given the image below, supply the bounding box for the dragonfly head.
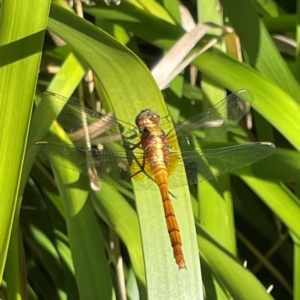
[135,109,161,132]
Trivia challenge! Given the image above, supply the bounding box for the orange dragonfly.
[35,89,275,269]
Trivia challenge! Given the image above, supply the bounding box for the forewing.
[35,93,161,189]
[39,92,140,147]
[169,89,253,150]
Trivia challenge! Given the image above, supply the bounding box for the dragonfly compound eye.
[135,109,160,124]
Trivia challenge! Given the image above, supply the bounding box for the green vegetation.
[0,0,299,299]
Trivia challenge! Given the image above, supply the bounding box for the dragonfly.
[35,89,275,269]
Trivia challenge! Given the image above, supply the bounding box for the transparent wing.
[38,92,140,147]
[35,141,275,190]
[168,89,253,150]
[167,142,275,188]
[34,90,275,191]
[35,141,143,187]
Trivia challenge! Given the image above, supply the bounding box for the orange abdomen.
[152,162,186,269]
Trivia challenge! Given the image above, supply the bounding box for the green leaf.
[198,225,274,300]
[0,0,51,291]
[194,51,300,151]
[45,3,202,299]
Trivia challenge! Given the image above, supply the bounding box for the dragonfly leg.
[129,154,156,184]
[168,190,176,198]
[128,140,142,151]
[130,154,146,177]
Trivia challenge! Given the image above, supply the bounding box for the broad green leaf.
[45,3,202,299]
[194,51,300,151]
[197,0,236,259]
[0,0,51,294]
[51,154,116,300]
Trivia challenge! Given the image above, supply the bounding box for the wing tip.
[260,142,276,149]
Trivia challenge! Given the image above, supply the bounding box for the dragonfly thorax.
[135,109,161,132]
